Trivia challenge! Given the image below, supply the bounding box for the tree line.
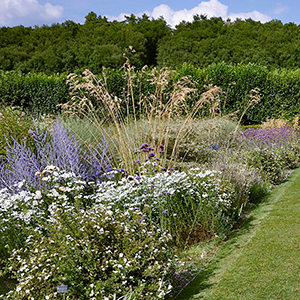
[1,12,300,74]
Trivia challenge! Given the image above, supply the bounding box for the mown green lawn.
[178,167,300,300]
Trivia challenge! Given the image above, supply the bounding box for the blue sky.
[1,0,299,28]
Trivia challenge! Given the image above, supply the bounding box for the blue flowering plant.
[0,119,112,194]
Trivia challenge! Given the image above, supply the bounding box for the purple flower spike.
[162,211,167,214]
[134,150,140,154]
[159,144,164,149]
[139,143,149,150]
[161,167,167,171]
[142,148,150,152]
[156,158,160,161]
[136,175,141,180]
[159,150,165,154]
[149,152,155,158]
[135,160,141,164]
[151,184,155,188]
[144,197,149,201]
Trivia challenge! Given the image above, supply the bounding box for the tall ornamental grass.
[60,52,246,175]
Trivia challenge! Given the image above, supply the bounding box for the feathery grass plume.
[62,54,243,174]
[261,116,300,131]
[234,87,261,133]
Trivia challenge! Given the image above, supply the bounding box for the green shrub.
[0,71,70,116]
[176,63,300,124]
[248,179,270,204]
[2,62,300,124]
[0,107,35,158]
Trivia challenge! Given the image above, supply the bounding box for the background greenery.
[1,63,299,124]
[1,13,300,73]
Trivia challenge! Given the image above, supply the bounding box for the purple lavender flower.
[148,152,155,158]
[1,119,111,193]
[135,176,141,180]
[135,160,141,164]
[162,211,167,214]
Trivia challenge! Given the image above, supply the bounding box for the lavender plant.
[210,125,300,184]
[0,119,111,193]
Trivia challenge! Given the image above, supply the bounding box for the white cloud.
[151,0,228,27]
[273,6,288,15]
[228,10,271,23]
[107,0,271,27]
[0,0,64,27]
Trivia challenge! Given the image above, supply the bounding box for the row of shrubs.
[0,71,70,117]
[1,63,300,123]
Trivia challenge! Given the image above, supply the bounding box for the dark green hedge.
[176,63,300,124]
[0,71,70,116]
[1,64,300,124]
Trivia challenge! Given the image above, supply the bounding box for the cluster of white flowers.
[2,203,173,299]
[0,165,234,230]
[0,164,238,298]
[90,167,233,212]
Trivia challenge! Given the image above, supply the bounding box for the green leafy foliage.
[175,63,300,124]
[0,71,70,116]
[2,14,300,73]
[0,107,35,158]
